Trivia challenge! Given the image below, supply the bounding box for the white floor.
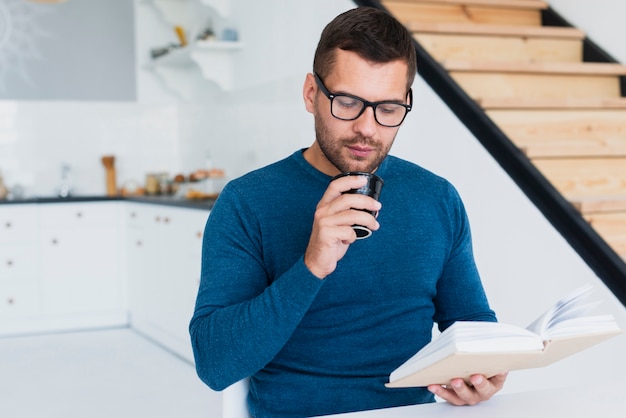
[0,327,222,418]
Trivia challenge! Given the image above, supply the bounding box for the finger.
[427,383,466,406]
[339,194,382,217]
[469,372,507,400]
[449,378,482,405]
[332,208,381,233]
[320,175,368,206]
[488,372,509,389]
[429,373,508,406]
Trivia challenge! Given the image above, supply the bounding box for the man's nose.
[353,105,378,136]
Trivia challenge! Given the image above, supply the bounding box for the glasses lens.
[375,104,408,127]
[331,95,364,120]
[330,95,408,127]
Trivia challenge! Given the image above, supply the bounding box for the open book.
[387,285,623,388]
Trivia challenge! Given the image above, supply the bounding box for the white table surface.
[324,381,626,417]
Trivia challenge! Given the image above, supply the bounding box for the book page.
[526,285,599,337]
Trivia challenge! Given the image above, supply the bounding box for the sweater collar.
[292,148,391,185]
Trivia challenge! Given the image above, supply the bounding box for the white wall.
[0,0,135,101]
[549,0,626,63]
[0,0,625,396]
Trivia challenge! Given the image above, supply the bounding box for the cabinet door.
[125,203,160,322]
[125,203,209,360]
[0,244,39,282]
[0,282,40,319]
[0,204,39,245]
[0,204,39,282]
[158,207,208,343]
[0,204,40,321]
[39,202,123,315]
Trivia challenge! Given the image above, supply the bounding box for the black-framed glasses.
[314,72,412,128]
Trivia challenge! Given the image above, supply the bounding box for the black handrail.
[352,0,626,306]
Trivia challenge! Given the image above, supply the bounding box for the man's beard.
[314,114,393,174]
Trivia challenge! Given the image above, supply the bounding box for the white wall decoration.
[0,0,48,92]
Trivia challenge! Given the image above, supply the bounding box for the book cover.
[387,285,624,388]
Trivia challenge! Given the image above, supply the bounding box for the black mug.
[331,172,384,239]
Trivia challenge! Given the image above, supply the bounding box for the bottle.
[58,163,73,198]
[0,171,8,200]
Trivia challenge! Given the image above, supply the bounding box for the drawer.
[0,281,41,319]
[39,202,121,228]
[0,244,39,281]
[125,203,160,228]
[0,205,39,244]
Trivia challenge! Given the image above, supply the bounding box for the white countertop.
[324,381,626,417]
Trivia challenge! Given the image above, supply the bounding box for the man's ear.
[303,73,317,114]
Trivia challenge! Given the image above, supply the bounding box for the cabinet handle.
[155,216,161,223]
[6,259,13,267]
[6,297,15,305]
[4,221,11,229]
[51,238,59,245]
[163,217,170,224]
[76,211,83,219]
[130,212,137,219]
[136,240,143,247]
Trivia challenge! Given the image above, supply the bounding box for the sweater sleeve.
[432,184,497,331]
[189,183,324,391]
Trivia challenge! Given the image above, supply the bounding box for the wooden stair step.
[572,196,626,214]
[407,22,584,39]
[384,0,548,10]
[583,211,626,257]
[415,31,582,63]
[479,97,626,110]
[519,139,626,158]
[383,0,545,26]
[532,157,626,199]
[486,108,626,157]
[442,61,626,75]
[448,62,624,99]
[452,73,621,100]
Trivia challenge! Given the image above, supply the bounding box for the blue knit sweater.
[190,150,496,417]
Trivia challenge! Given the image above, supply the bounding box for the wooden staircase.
[380,0,626,261]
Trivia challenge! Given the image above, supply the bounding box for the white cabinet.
[125,204,160,327]
[0,204,40,321]
[125,202,209,361]
[1,201,126,336]
[38,202,126,325]
[1,199,208,347]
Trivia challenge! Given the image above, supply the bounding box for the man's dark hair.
[313,7,417,92]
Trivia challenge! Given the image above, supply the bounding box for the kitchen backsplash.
[0,75,312,199]
[0,100,177,198]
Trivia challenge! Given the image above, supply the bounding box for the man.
[190,7,506,417]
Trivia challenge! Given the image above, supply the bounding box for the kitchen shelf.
[190,40,243,90]
[146,40,243,95]
[140,0,241,97]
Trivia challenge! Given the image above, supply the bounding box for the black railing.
[352,0,626,306]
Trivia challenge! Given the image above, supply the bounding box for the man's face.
[303,49,410,175]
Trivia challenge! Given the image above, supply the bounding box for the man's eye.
[378,104,402,114]
[335,96,360,109]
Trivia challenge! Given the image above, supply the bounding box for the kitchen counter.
[0,195,216,210]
